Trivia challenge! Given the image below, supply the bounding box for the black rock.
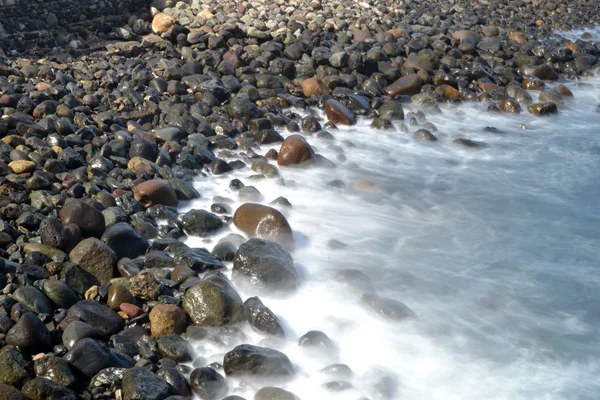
[223,344,294,380]
[0,346,32,387]
[6,313,52,353]
[64,338,110,378]
[21,378,76,400]
[157,334,192,362]
[190,367,228,400]
[181,209,224,237]
[34,356,77,388]
[243,297,285,337]
[122,367,173,400]
[67,300,125,337]
[157,367,192,397]
[101,222,149,259]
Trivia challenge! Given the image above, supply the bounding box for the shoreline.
[0,1,599,399]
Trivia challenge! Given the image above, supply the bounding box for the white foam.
[181,73,600,400]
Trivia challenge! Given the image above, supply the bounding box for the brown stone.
[133,179,178,207]
[60,199,106,238]
[435,85,462,100]
[129,271,161,301]
[508,31,528,44]
[120,303,142,318]
[277,135,315,167]
[149,304,187,338]
[233,203,295,251]
[324,99,356,125]
[171,265,196,283]
[522,79,545,90]
[387,28,410,39]
[34,82,53,91]
[527,102,558,116]
[107,283,135,310]
[478,82,503,92]
[352,179,381,193]
[499,99,521,114]
[300,77,329,98]
[152,13,176,34]
[519,64,559,80]
[384,74,422,97]
[556,85,573,98]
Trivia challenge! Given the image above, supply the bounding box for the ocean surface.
[180,36,600,400]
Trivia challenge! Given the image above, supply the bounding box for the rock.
[149,304,187,338]
[403,54,433,73]
[129,271,161,301]
[527,102,558,116]
[301,77,329,97]
[156,367,191,397]
[69,238,117,284]
[452,30,480,44]
[223,344,294,379]
[453,138,486,149]
[64,338,110,377]
[0,347,31,387]
[134,180,178,207]
[361,293,415,321]
[190,368,228,400]
[277,135,315,166]
[89,368,126,390]
[377,102,404,120]
[122,367,173,400]
[21,378,76,400]
[243,297,285,337]
[0,384,27,400]
[233,203,295,251]
[508,31,527,44]
[499,99,521,114]
[414,129,438,142]
[42,280,79,309]
[33,356,77,388]
[6,313,52,352]
[181,209,224,237]
[38,216,72,251]
[182,277,243,326]
[62,264,99,296]
[8,160,36,174]
[232,239,297,295]
[60,199,106,238]
[227,98,260,123]
[23,243,66,261]
[152,13,176,34]
[108,283,135,310]
[520,64,559,81]
[255,387,298,400]
[298,330,336,355]
[384,74,422,97]
[157,334,192,362]
[62,320,95,350]
[324,99,356,126]
[174,248,225,273]
[67,300,125,337]
[12,286,53,314]
[101,223,149,260]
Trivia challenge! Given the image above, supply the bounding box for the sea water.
[180,68,600,400]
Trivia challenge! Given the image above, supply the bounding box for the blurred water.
[181,73,600,399]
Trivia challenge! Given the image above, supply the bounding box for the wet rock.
[233,203,294,251]
[34,356,77,388]
[6,313,51,352]
[157,367,191,397]
[233,239,297,295]
[0,346,31,387]
[499,99,521,114]
[298,330,336,356]
[134,179,178,207]
[62,320,95,350]
[12,286,53,314]
[243,297,284,337]
[60,199,105,238]
[158,333,192,362]
[107,283,135,310]
[174,247,225,273]
[190,367,228,400]
[223,344,294,379]
[361,293,415,322]
[8,160,36,174]
[67,300,125,337]
[122,367,173,400]
[384,74,422,97]
[321,364,354,380]
[414,129,438,142]
[520,64,559,81]
[378,102,404,120]
[69,238,117,284]
[255,387,298,400]
[453,138,487,149]
[182,277,243,326]
[324,99,356,126]
[527,102,558,116]
[64,338,110,377]
[182,209,224,237]
[42,280,79,309]
[149,304,187,338]
[21,378,76,400]
[0,384,27,399]
[101,223,149,260]
[277,135,315,166]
